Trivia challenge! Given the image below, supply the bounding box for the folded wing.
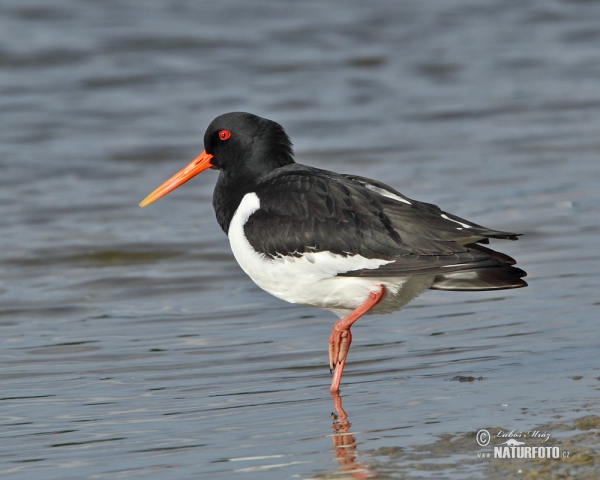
[242,165,527,291]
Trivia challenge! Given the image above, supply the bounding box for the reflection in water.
[330,393,374,479]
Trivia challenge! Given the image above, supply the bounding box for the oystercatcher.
[140,112,527,393]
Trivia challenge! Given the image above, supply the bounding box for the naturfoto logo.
[475,428,569,460]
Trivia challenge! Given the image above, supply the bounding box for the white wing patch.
[441,213,472,230]
[362,183,412,205]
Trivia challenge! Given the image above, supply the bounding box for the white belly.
[228,193,434,318]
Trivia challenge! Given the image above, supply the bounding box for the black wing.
[243,165,527,290]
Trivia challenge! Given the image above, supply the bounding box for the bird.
[140,112,527,393]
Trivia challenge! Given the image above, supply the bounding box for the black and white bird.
[140,112,527,393]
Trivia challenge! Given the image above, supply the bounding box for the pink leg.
[329,285,385,393]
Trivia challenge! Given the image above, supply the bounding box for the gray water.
[2,0,600,478]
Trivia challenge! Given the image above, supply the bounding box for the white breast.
[228,192,433,317]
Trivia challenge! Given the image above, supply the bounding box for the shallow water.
[2,0,600,478]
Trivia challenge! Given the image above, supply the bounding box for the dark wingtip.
[492,233,521,241]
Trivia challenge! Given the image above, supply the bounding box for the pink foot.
[328,285,385,393]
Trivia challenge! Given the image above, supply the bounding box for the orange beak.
[139,150,214,207]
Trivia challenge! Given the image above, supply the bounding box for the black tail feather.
[430,240,527,291]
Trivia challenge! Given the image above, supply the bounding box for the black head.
[139,112,295,233]
[203,112,295,185]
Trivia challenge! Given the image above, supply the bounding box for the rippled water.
[2,0,600,478]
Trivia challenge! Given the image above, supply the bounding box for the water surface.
[2,0,600,478]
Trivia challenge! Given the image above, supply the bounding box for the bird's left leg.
[328,285,385,393]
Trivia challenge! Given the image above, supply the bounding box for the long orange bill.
[139,150,214,207]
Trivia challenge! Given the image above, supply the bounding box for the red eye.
[219,130,231,141]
